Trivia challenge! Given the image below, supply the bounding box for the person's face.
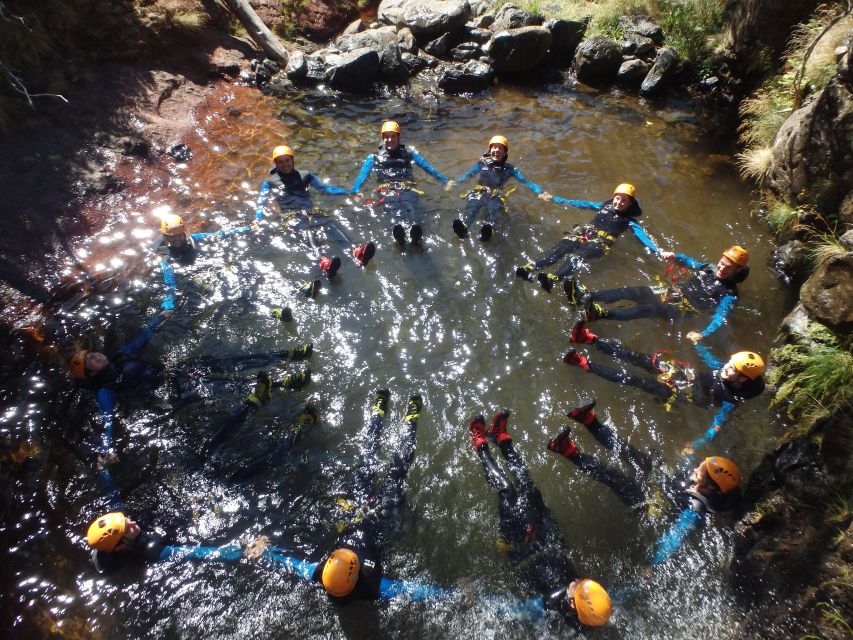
[274,154,294,173]
[715,255,741,280]
[489,144,508,162]
[721,360,749,385]
[612,193,633,211]
[164,231,188,247]
[113,518,141,552]
[85,352,110,376]
[690,461,708,487]
[382,132,400,151]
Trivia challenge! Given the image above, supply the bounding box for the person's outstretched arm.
[693,343,725,370]
[551,196,601,209]
[454,161,481,186]
[159,259,177,311]
[306,173,349,195]
[158,544,244,562]
[411,150,449,183]
[254,181,271,221]
[628,220,663,255]
[651,508,704,564]
[349,155,375,194]
[689,401,736,453]
[693,295,737,339]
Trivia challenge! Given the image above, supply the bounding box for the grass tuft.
[736,146,773,184]
[809,234,848,268]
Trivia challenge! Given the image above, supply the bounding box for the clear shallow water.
[1,79,791,639]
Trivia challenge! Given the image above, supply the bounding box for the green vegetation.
[809,234,848,269]
[802,602,853,639]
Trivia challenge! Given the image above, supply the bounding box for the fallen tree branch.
[1,62,68,107]
[221,0,289,64]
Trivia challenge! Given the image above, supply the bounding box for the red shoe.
[319,255,341,278]
[570,321,598,344]
[353,242,376,267]
[547,428,579,459]
[567,399,597,426]
[562,349,590,370]
[488,410,512,444]
[468,415,488,450]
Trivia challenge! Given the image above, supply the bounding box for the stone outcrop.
[378,0,472,39]
[800,252,853,333]
[574,35,622,84]
[487,26,553,73]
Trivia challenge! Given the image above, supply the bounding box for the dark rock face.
[545,18,587,56]
[618,58,651,86]
[618,15,664,44]
[640,47,679,95]
[488,26,552,73]
[766,48,853,214]
[800,253,853,333]
[296,0,360,42]
[725,0,822,68]
[492,3,543,31]
[424,30,460,57]
[378,0,472,39]
[620,33,655,57]
[573,35,621,84]
[437,60,493,93]
[285,51,308,82]
[325,47,380,91]
[379,42,410,85]
[336,26,399,53]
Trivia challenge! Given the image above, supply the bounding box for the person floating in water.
[154,213,252,312]
[568,244,750,343]
[446,135,553,243]
[564,327,764,451]
[467,409,613,630]
[350,121,449,250]
[255,145,375,297]
[548,400,742,564]
[516,183,653,293]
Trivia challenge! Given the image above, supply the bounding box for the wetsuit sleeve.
[411,150,449,183]
[693,343,724,370]
[629,220,661,254]
[551,196,601,209]
[255,181,271,220]
[158,544,244,562]
[350,155,375,193]
[510,167,543,194]
[160,260,177,311]
[95,387,124,508]
[262,547,319,581]
[651,508,704,564]
[306,173,348,195]
[118,314,163,357]
[698,294,737,337]
[455,161,481,185]
[377,577,454,601]
[673,252,706,269]
[691,401,736,451]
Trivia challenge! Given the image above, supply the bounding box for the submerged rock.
[438,60,493,93]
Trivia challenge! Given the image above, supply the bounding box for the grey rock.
[285,51,308,82]
[464,26,493,44]
[840,230,853,250]
[617,58,651,85]
[773,239,810,280]
[326,48,380,91]
[573,35,622,84]
[342,19,365,36]
[450,42,483,61]
[417,50,440,68]
[304,55,329,83]
[438,59,494,93]
[379,0,471,39]
[239,69,255,83]
[469,0,498,16]
[488,26,552,73]
[397,27,418,54]
[401,51,428,74]
[492,3,542,31]
[425,31,459,57]
[620,33,655,57]
[640,47,679,95]
[267,72,296,97]
[546,18,587,55]
[618,15,664,44]
[800,252,853,332]
[475,13,495,29]
[336,26,398,54]
[380,42,411,85]
[262,59,280,74]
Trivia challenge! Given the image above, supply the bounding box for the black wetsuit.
[456,155,545,228]
[91,529,167,575]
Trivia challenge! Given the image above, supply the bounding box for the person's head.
[381,121,400,151]
[321,548,360,597]
[612,183,636,212]
[70,349,110,380]
[691,456,741,495]
[160,214,188,247]
[487,135,509,162]
[272,145,294,174]
[716,245,749,281]
[721,351,765,386]
[86,512,141,553]
[567,579,612,627]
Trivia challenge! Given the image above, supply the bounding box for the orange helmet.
[613,183,636,198]
[705,456,741,493]
[488,135,509,150]
[321,548,360,597]
[271,145,294,161]
[730,351,765,380]
[573,579,612,626]
[160,214,185,236]
[722,245,749,266]
[86,512,126,552]
[380,121,400,135]
[70,350,90,380]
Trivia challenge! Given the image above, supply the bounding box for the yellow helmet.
[321,548,360,597]
[87,512,126,552]
[380,121,400,135]
[705,456,741,493]
[70,350,90,380]
[613,183,636,198]
[730,351,765,380]
[271,145,294,161]
[573,579,612,626]
[160,214,185,236]
[488,135,509,150]
[722,245,749,266]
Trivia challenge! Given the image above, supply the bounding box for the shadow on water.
[0,77,795,639]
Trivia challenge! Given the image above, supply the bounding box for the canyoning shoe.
[515,264,534,281]
[583,298,607,321]
[404,394,423,422]
[570,321,598,345]
[247,371,273,408]
[562,349,590,369]
[537,272,559,293]
[487,410,512,444]
[392,224,406,249]
[548,427,579,459]
[279,368,311,390]
[272,306,293,323]
[320,255,342,279]
[567,399,597,426]
[564,277,587,306]
[293,404,320,430]
[409,224,423,246]
[372,388,391,416]
[479,224,493,242]
[452,219,469,238]
[468,415,488,450]
[289,343,313,361]
[353,242,376,267]
[298,279,321,299]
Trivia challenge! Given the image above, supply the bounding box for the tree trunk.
[222,0,289,64]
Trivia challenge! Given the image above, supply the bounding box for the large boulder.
[284,50,308,82]
[725,0,822,67]
[640,47,679,95]
[379,42,410,85]
[766,47,853,215]
[618,58,651,86]
[617,15,664,44]
[378,0,472,39]
[487,26,552,74]
[545,18,587,56]
[325,47,380,91]
[396,27,418,54]
[492,3,543,31]
[620,33,655,57]
[799,252,853,333]
[438,59,494,93]
[336,26,399,53]
[573,35,621,84]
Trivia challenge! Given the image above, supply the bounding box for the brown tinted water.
[1,80,790,639]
